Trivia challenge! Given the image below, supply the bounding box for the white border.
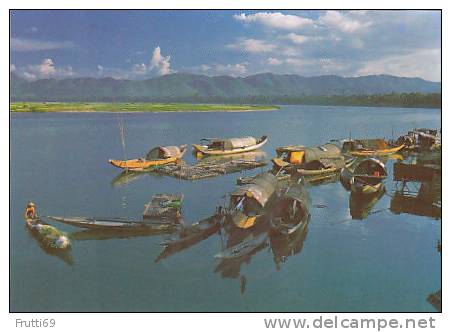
[2,1,448,331]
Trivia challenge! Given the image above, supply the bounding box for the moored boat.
[270,179,310,235]
[193,135,267,156]
[47,216,176,230]
[340,158,387,195]
[109,144,187,171]
[271,143,353,182]
[227,173,279,229]
[341,138,404,157]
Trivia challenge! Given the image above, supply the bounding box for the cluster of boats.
[23,128,441,290]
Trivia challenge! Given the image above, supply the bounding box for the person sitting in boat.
[24,201,38,221]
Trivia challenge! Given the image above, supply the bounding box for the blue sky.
[10,10,441,81]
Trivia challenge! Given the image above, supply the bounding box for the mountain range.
[10,72,441,102]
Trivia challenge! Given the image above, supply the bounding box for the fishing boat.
[193,135,268,156]
[47,216,176,230]
[109,144,187,171]
[341,138,404,156]
[396,128,440,151]
[270,179,310,235]
[271,143,353,182]
[227,173,279,229]
[25,218,71,249]
[340,158,387,195]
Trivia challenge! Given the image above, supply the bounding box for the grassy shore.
[10,102,280,113]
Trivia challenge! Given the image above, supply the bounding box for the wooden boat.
[270,179,310,235]
[228,173,279,229]
[341,138,404,157]
[25,218,71,249]
[70,226,176,241]
[396,128,440,151]
[109,144,187,171]
[272,143,353,182]
[340,158,387,195]
[193,135,268,156]
[47,216,175,230]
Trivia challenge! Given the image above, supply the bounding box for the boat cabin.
[274,143,342,166]
[229,173,279,228]
[204,136,258,151]
[146,145,184,160]
[342,139,390,153]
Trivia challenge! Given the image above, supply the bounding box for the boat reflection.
[155,212,223,263]
[390,157,441,220]
[349,188,385,220]
[111,170,149,187]
[269,215,310,271]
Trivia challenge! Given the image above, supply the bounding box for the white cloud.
[286,33,310,44]
[228,38,276,53]
[10,64,16,72]
[11,37,75,52]
[228,11,440,81]
[150,46,172,76]
[131,63,148,76]
[234,12,314,30]
[319,11,372,33]
[356,48,441,81]
[15,58,75,80]
[267,57,283,66]
[200,63,247,77]
[30,26,38,33]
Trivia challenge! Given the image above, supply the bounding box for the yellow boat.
[342,139,404,157]
[109,145,187,171]
[193,135,267,156]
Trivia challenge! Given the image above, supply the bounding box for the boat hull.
[349,144,404,157]
[109,157,178,170]
[48,216,171,230]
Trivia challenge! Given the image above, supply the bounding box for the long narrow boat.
[340,158,387,195]
[109,144,187,171]
[193,135,267,156]
[47,216,175,230]
[342,139,404,157]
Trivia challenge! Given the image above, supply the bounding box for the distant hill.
[10,72,441,102]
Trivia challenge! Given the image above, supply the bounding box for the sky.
[10,10,441,81]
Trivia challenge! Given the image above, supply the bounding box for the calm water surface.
[10,105,441,312]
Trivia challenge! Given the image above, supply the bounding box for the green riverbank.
[10,102,280,113]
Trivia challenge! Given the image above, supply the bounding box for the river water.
[10,105,441,312]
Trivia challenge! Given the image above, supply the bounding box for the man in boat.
[24,201,38,222]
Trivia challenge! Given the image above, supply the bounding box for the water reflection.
[349,188,385,220]
[390,152,441,220]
